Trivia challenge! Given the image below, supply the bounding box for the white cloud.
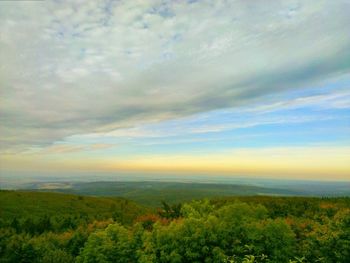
[1,0,350,150]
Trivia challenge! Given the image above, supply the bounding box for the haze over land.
[1,0,350,182]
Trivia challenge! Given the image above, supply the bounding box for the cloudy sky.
[0,0,349,180]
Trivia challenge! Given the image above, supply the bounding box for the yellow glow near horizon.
[1,146,349,181]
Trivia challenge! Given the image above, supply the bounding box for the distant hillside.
[22,181,306,206]
[9,180,350,207]
[0,190,147,225]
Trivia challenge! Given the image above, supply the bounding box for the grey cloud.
[1,0,350,150]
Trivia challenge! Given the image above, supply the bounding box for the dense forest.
[0,190,349,263]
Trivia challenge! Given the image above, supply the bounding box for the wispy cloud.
[68,85,349,141]
[30,143,115,155]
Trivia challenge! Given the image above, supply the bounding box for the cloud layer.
[1,0,350,151]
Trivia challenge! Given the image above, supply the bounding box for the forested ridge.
[0,191,349,263]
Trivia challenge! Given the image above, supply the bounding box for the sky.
[0,0,349,181]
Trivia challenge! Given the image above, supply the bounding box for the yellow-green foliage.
[0,190,147,226]
[0,191,349,263]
